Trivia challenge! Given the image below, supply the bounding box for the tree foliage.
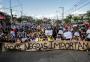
[35,19,43,25]
[86,11,90,22]
[64,18,71,24]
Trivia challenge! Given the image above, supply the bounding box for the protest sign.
[45,30,53,36]
[3,41,90,51]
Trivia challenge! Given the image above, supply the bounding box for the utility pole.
[59,7,64,24]
[20,10,23,23]
[74,4,77,16]
[10,0,13,24]
[20,11,23,17]
[20,2,24,23]
[56,10,58,20]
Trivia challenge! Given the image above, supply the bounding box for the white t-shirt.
[87,34,90,38]
[63,31,72,39]
[0,32,3,37]
[86,29,90,38]
[58,30,63,34]
[21,38,27,42]
[45,30,53,36]
[10,31,15,37]
[86,29,90,34]
[74,32,80,36]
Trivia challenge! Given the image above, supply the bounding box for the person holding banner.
[57,27,63,40]
[52,26,59,40]
[10,29,16,42]
[86,27,90,41]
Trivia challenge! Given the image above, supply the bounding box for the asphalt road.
[0,50,90,62]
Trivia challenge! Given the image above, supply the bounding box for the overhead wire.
[16,0,24,16]
[74,0,89,12]
[65,0,89,15]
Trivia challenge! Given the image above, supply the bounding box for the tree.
[72,16,80,23]
[55,20,62,25]
[35,19,43,25]
[64,15,73,24]
[27,16,34,22]
[86,11,90,22]
[17,16,34,23]
[64,18,71,24]
[67,15,72,21]
[17,17,22,23]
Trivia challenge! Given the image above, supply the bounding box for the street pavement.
[0,50,90,62]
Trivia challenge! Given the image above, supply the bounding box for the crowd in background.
[0,21,90,43]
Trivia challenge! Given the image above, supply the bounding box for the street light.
[59,7,64,24]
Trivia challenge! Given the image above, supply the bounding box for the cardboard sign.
[45,30,53,36]
[4,41,90,51]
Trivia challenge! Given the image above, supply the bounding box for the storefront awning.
[0,15,5,20]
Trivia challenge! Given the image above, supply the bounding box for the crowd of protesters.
[54,21,90,41]
[0,21,90,43]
